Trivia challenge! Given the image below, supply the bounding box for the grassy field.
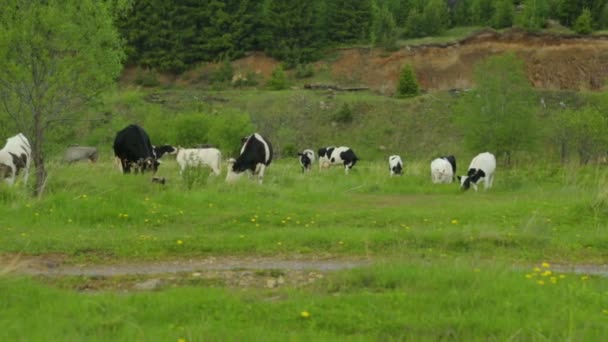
[2,155,608,339]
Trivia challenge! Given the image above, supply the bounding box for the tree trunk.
[33,109,47,197]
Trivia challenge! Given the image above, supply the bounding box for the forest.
[117,0,608,72]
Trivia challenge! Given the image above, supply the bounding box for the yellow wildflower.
[541,270,552,277]
[300,311,310,318]
[177,240,183,245]
[525,274,533,279]
[581,276,589,281]
[559,274,566,279]
[451,219,458,224]
[550,277,557,284]
[537,280,545,285]
[541,262,550,268]
[533,267,541,273]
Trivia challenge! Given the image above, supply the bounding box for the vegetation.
[115,0,608,71]
[396,64,420,98]
[0,0,124,196]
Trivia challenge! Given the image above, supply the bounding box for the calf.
[388,155,403,176]
[297,149,315,172]
[0,133,31,186]
[153,145,177,159]
[458,152,496,191]
[113,124,158,174]
[226,133,273,184]
[430,158,453,184]
[63,146,98,163]
[318,146,358,174]
[176,147,222,176]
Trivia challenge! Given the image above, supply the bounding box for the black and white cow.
[388,155,403,176]
[0,133,31,186]
[63,146,98,163]
[458,152,496,191]
[153,145,177,159]
[226,133,273,184]
[318,146,358,174]
[113,124,158,174]
[430,155,456,184]
[297,149,315,172]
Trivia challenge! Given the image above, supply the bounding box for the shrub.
[573,8,593,34]
[134,68,160,87]
[396,64,419,98]
[210,60,234,84]
[333,103,354,123]
[267,66,289,90]
[295,64,314,79]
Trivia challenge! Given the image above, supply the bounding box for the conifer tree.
[396,64,420,98]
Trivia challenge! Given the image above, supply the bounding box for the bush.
[333,103,354,123]
[134,68,160,87]
[267,66,289,90]
[231,71,259,87]
[573,8,593,34]
[210,60,234,84]
[396,64,419,98]
[295,64,314,79]
[181,165,211,190]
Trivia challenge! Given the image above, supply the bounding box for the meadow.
[2,154,608,340]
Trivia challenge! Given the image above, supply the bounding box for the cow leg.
[257,164,266,184]
[487,174,494,188]
[6,165,16,186]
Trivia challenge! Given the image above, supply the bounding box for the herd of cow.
[0,124,497,191]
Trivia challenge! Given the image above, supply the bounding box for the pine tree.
[492,0,514,29]
[371,1,398,50]
[396,64,420,98]
[422,0,450,36]
[327,0,374,44]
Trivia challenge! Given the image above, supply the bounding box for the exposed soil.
[126,29,608,94]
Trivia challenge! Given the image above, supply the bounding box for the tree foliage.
[573,8,594,34]
[0,0,124,195]
[396,64,420,98]
[455,53,538,165]
[551,107,608,164]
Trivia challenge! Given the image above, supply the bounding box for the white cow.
[458,152,496,191]
[430,158,453,183]
[388,155,403,176]
[0,133,31,186]
[176,147,222,176]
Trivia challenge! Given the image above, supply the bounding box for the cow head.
[225,158,243,183]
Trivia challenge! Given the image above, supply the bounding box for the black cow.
[226,133,273,184]
[113,124,158,174]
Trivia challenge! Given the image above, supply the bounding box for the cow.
[430,155,456,184]
[113,124,158,174]
[226,133,273,184]
[0,133,31,186]
[458,152,496,191]
[297,149,315,172]
[153,145,177,159]
[63,146,98,163]
[176,147,222,176]
[317,146,358,174]
[388,155,403,176]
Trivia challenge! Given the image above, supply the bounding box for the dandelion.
[339,241,344,245]
[559,274,566,279]
[208,203,214,207]
[251,218,256,223]
[603,309,608,315]
[451,219,459,225]
[537,280,545,285]
[581,276,589,281]
[277,242,282,246]
[533,267,541,273]
[281,220,287,224]
[300,311,310,319]
[550,277,557,284]
[178,338,186,342]
[286,216,291,220]
[541,270,552,277]
[144,219,149,223]
[82,194,87,199]
[239,235,245,238]
[525,274,533,279]
[541,262,550,268]
[68,219,73,223]
[179,210,184,215]
[177,240,183,245]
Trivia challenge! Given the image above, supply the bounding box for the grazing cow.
[388,155,403,176]
[430,158,454,184]
[63,146,98,163]
[153,145,177,159]
[297,149,315,172]
[113,124,158,174]
[0,133,31,186]
[441,155,456,176]
[226,133,273,184]
[176,147,222,176]
[317,146,358,174]
[458,152,496,191]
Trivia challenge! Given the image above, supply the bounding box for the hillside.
[124,29,608,94]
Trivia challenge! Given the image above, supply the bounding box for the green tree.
[517,0,550,31]
[404,7,424,37]
[470,0,495,26]
[452,0,473,26]
[455,53,538,165]
[371,1,399,50]
[552,107,608,164]
[327,0,374,44]
[573,8,594,34]
[0,0,124,196]
[421,0,450,36]
[396,64,420,98]
[492,0,514,29]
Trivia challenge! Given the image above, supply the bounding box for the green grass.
[1,158,607,263]
[2,260,608,340]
